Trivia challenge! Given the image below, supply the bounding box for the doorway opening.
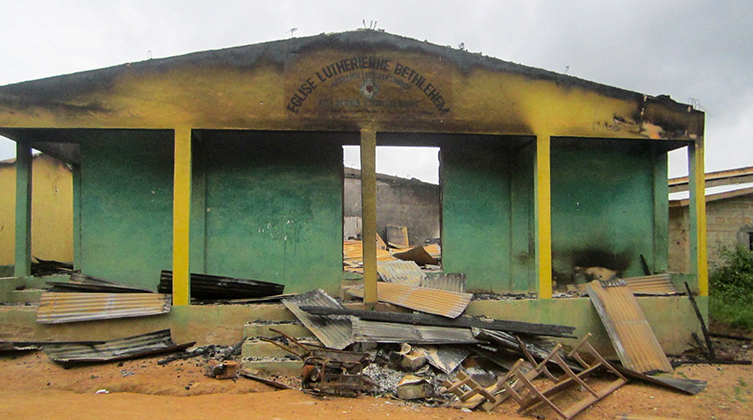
[342,145,441,273]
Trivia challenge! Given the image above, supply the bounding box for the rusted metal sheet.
[0,342,40,352]
[421,273,466,292]
[282,289,353,350]
[37,292,171,324]
[392,246,438,266]
[347,282,472,318]
[576,274,679,296]
[352,319,478,344]
[612,363,706,395]
[622,274,679,295]
[43,329,193,365]
[586,280,673,373]
[423,243,441,259]
[377,260,425,286]
[343,240,397,273]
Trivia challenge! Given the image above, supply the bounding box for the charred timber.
[159,270,284,300]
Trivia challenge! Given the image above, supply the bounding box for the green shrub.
[709,245,753,331]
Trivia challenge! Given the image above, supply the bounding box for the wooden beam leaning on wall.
[688,140,708,296]
[360,128,378,307]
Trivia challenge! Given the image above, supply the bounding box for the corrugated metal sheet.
[576,274,680,296]
[377,260,426,286]
[343,240,398,273]
[421,273,466,292]
[282,289,353,350]
[352,319,478,344]
[47,274,155,293]
[623,274,680,295]
[0,342,40,352]
[392,246,438,266]
[586,280,673,373]
[37,292,171,324]
[348,282,472,318]
[159,270,284,300]
[299,305,575,338]
[43,329,193,364]
[424,243,441,259]
[414,345,470,374]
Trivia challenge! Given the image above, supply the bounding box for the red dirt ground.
[0,344,751,420]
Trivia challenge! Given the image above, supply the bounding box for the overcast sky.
[1,0,751,183]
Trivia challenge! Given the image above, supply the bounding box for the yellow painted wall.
[0,154,73,264]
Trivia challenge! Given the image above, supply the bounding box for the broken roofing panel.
[299,306,576,338]
[37,292,171,324]
[377,260,426,286]
[46,272,155,294]
[343,240,398,272]
[622,274,680,295]
[576,274,680,296]
[282,289,353,350]
[348,282,472,318]
[587,280,673,373]
[43,329,194,365]
[421,273,466,293]
[352,319,479,344]
[392,247,439,266]
[413,345,470,374]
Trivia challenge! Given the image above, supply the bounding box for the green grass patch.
[709,246,753,332]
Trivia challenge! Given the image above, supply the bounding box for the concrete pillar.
[72,164,82,270]
[688,141,708,295]
[172,128,192,305]
[534,134,552,299]
[360,129,378,306]
[14,143,32,278]
[652,147,669,273]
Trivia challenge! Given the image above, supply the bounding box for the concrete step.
[26,274,68,289]
[244,304,298,322]
[241,359,303,378]
[0,277,25,302]
[8,288,45,303]
[241,337,318,359]
[243,321,311,339]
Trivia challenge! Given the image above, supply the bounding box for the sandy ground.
[0,344,751,420]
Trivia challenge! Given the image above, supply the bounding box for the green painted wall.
[550,138,656,283]
[79,131,174,289]
[441,138,513,292]
[510,140,537,292]
[196,131,345,294]
[441,136,536,293]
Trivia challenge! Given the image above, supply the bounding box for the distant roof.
[669,165,753,186]
[669,181,753,207]
[344,166,438,186]
[0,151,43,165]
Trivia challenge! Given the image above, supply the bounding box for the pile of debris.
[343,225,441,273]
[237,277,721,420]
